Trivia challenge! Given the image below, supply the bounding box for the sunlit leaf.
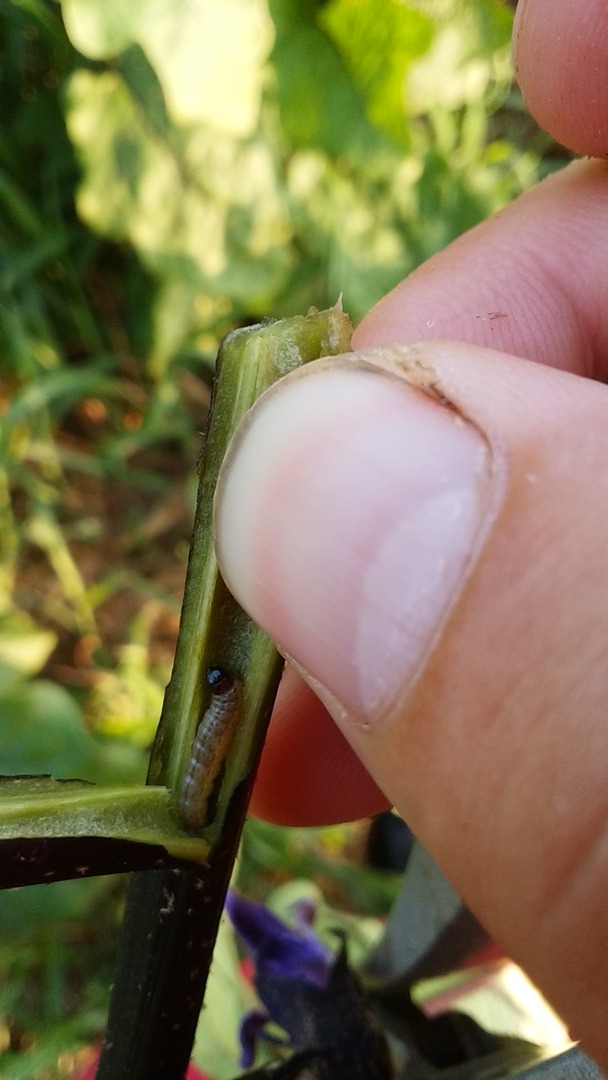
[268,0,385,158]
[406,0,513,114]
[0,614,56,677]
[60,0,274,135]
[320,0,434,147]
[65,60,292,304]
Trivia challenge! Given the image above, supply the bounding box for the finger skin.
[250,668,389,824]
[237,0,608,1065]
[254,156,608,827]
[336,344,608,1068]
[353,158,608,377]
[224,343,608,1067]
[513,0,608,158]
[254,6,608,829]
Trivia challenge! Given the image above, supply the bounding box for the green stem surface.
[96,305,352,1080]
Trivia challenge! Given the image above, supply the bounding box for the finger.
[353,157,608,375]
[249,666,389,825]
[251,148,608,826]
[513,0,608,158]
[254,156,608,826]
[214,343,608,1066]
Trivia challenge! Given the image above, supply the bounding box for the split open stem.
[96,306,352,1080]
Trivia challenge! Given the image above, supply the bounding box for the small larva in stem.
[178,668,241,832]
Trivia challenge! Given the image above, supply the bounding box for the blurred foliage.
[58,0,541,334]
[0,0,563,1074]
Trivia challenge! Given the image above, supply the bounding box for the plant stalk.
[96,306,352,1080]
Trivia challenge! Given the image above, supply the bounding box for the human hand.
[214,0,608,1067]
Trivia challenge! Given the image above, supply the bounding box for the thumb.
[214,341,608,1068]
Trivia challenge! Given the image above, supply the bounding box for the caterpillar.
[178,667,241,832]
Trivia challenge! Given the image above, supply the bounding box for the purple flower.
[226,890,332,990]
[226,890,393,1078]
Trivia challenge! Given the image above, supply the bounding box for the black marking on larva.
[178,668,241,832]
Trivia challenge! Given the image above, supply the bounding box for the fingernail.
[214,356,492,723]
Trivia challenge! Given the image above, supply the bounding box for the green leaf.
[268,0,386,158]
[60,0,274,135]
[405,0,513,115]
[0,665,143,788]
[0,775,207,863]
[0,613,56,677]
[0,675,101,779]
[65,59,292,303]
[59,0,140,58]
[320,0,434,147]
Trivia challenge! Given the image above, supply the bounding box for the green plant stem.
[94,786,250,1080]
[96,305,352,1080]
[147,305,352,824]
